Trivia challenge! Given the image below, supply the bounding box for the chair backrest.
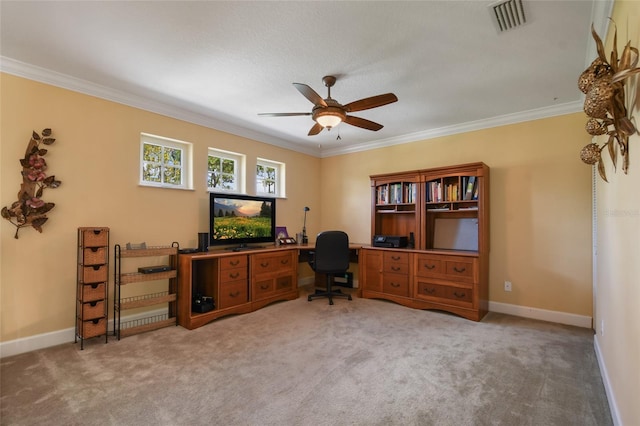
[313,230,350,274]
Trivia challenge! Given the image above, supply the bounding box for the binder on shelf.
[464,176,476,200]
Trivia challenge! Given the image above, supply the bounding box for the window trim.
[207,148,246,193]
[256,158,285,198]
[140,133,193,190]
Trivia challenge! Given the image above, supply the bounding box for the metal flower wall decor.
[1,129,62,239]
[579,24,640,182]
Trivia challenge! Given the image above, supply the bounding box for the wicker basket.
[83,247,107,265]
[77,300,105,320]
[82,228,109,247]
[79,282,106,302]
[81,264,108,283]
[77,317,106,339]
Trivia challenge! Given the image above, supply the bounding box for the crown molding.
[0,56,321,157]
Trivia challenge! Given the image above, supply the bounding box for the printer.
[372,235,409,248]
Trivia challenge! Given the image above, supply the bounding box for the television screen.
[209,193,276,249]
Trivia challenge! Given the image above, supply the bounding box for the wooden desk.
[177,244,364,330]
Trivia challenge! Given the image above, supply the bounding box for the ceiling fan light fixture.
[315,113,342,129]
[313,106,346,129]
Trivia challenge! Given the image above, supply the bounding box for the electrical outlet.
[504,281,512,292]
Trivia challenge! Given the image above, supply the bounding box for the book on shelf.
[464,176,476,200]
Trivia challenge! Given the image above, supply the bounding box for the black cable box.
[138,265,172,274]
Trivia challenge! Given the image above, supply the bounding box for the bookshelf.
[363,162,489,321]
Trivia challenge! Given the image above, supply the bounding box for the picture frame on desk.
[279,237,297,245]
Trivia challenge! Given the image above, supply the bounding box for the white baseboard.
[488,301,593,328]
[0,308,167,359]
[594,335,622,426]
[1,296,584,358]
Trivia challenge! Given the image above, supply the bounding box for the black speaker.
[408,232,415,249]
[197,232,209,252]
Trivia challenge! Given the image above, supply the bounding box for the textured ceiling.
[1,1,611,157]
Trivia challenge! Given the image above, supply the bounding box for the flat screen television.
[209,193,276,249]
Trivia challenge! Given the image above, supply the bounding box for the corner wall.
[593,2,640,424]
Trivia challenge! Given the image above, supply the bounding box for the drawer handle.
[391,266,401,272]
[229,272,240,279]
[260,284,269,290]
[390,282,400,288]
[424,287,435,294]
[89,301,98,307]
[424,264,436,270]
[90,247,99,253]
[453,267,466,273]
[229,291,240,298]
[453,291,466,298]
[230,260,240,266]
[260,262,270,268]
[391,256,401,261]
[280,259,289,265]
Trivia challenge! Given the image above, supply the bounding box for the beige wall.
[594,2,640,423]
[0,76,594,339]
[0,74,320,341]
[321,114,593,316]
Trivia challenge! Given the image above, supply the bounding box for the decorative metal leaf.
[42,138,55,145]
[38,148,48,156]
[1,207,9,220]
[49,180,61,189]
[597,158,608,182]
[611,28,619,71]
[32,217,48,232]
[36,187,43,198]
[607,135,617,170]
[592,24,608,63]
[43,175,56,185]
[611,67,640,83]
[35,203,55,214]
[41,128,52,137]
[19,158,29,167]
[32,131,40,140]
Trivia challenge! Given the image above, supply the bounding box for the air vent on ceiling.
[490,0,526,32]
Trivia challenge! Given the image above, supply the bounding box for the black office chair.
[307,230,352,305]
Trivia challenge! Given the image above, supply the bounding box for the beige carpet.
[1,287,611,425]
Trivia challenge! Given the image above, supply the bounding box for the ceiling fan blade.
[308,122,324,136]
[258,112,311,117]
[293,83,328,107]
[343,93,398,113]
[344,115,384,131]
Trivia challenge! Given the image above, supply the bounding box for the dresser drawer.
[445,259,475,283]
[253,278,273,299]
[218,280,248,309]
[383,251,410,264]
[382,273,410,297]
[415,280,473,307]
[220,266,247,283]
[252,252,295,274]
[220,255,247,270]
[415,255,445,277]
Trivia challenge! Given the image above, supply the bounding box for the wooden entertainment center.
[360,162,490,321]
[177,246,299,330]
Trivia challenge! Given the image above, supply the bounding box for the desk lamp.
[302,206,310,244]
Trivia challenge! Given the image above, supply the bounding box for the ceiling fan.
[259,76,398,136]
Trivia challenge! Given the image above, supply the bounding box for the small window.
[140,133,192,189]
[208,149,245,193]
[256,158,285,197]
